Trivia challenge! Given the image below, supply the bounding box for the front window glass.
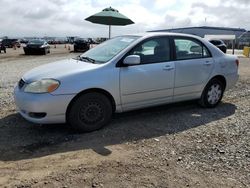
[174,39,210,60]
[129,37,170,64]
[81,36,140,63]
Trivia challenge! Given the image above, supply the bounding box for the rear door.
[173,37,214,101]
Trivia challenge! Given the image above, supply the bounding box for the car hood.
[23,58,101,82]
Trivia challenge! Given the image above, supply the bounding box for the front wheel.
[67,92,112,132]
[199,79,225,108]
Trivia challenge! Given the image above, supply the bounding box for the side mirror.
[123,55,140,65]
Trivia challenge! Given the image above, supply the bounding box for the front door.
[120,37,175,111]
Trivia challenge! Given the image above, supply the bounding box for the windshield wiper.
[75,55,95,63]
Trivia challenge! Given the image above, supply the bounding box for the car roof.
[122,32,202,39]
[209,39,223,42]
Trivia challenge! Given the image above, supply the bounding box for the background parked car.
[23,39,50,55]
[0,39,6,53]
[1,39,20,48]
[209,39,227,53]
[73,39,90,52]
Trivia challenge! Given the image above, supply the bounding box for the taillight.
[235,59,239,67]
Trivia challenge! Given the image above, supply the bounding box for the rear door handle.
[163,65,174,71]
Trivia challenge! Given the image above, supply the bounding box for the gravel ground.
[0,46,249,187]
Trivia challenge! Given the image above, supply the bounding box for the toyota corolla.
[14,33,239,132]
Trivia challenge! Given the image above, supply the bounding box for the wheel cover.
[207,84,222,105]
[79,101,104,124]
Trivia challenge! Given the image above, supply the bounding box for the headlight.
[24,79,60,93]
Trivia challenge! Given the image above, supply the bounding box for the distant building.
[150,26,250,48]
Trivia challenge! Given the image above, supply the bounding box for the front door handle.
[204,61,212,66]
[163,65,174,71]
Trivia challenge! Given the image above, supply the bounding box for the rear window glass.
[174,38,211,60]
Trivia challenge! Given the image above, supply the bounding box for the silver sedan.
[14,32,239,132]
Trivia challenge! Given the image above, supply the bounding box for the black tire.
[43,49,47,55]
[67,92,112,132]
[199,78,225,108]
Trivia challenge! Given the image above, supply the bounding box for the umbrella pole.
[109,25,111,39]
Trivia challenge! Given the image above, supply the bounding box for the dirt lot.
[0,46,249,188]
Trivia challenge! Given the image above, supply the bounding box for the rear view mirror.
[123,55,140,65]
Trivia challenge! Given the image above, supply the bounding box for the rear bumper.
[14,86,75,124]
[225,73,239,91]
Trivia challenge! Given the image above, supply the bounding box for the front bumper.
[74,45,89,52]
[14,86,75,124]
[24,47,45,54]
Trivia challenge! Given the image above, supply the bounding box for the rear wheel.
[67,92,112,132]
[199,78,225,108]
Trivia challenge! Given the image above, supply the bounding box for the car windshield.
[80,36,140,63]
[28,40,44,45]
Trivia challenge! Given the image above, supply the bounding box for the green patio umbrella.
[85,7,134,38]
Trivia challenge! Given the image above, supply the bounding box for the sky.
[0,0,249,38]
